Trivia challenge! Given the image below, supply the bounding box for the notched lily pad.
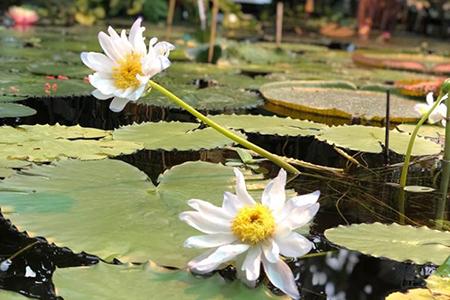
[260,82,421,122]
[317,125,441,156]
[324,222,450,265]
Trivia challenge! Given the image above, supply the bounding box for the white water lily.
[81,18,174,112]
[414,92,448,126]
[179,168,320,299]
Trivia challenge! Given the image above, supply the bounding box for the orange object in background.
[7,6,39,26]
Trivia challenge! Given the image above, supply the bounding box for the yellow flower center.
[112,53,143,89]
[231,204,275,245]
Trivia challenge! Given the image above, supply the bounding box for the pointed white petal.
[190,244,250,274]
[415,103,430,116]
[277,191,320,222]
[107,26,132,54]
[153,41,175,57]
[426,92,434,106]
[129,17,147,55]
[88,73,115,95]
[184,233,236,249]
[262,239,280,263]
[98,31,123,62]
[179,211,231,234]
[284,203,320,230]
[81,52,114,73]
[127,84,146,101]
[262,257,300,300]
[187,199,233,220]
[233,168,255,206]
[222,192,241,215]
[242,246,262,281]
[275,231,313,258]
[262,168,286,212]
[91,89,113,100]
[109,97,129,112]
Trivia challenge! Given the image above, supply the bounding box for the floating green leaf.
[324,223,450,265]
[0,103,36,118]
[0,290,27,300]
[207,114,326,137]
[260,82,421,122]
[317,125,441,156]
[54,262,284,300]
[112,122,244,151]
[0,124,141,162]
[397,124,445,139]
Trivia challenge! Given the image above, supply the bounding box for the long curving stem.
[397,91,445,224]
[148,80,300,174]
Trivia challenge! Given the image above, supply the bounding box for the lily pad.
[397,124,445,139]
[0,290,28,300]
[0,160,291,266]
[317,125,441,156]
[0,103,36,118]
[54,262,283,300]
[324,223,450,265]
[260,82,422,122]
[0,124,141,162]
[207,114,326,137]
[112,122,245,151]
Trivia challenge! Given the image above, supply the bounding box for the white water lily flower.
[179,168,320,299]
[414,92,448,126]
[81,18,175,112]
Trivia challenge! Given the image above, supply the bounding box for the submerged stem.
[148,80,300,174]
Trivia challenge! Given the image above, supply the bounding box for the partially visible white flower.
[414,92,448,126]
[0,259,12,272]
[179,168,320,299]
[81,18,175,112]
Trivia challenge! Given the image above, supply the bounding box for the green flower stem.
[398,91,445,224]
[148,80,300,175]
[437,89,450,228]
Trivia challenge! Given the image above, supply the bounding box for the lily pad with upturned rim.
[324,223,450,265]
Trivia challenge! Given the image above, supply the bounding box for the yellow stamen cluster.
[112,53,143,89]
[231,204,275,245]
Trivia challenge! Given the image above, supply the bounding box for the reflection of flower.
[7,6,39,26]
[414,92,448,126]
[81,18,174,112]
[180,168,320,299]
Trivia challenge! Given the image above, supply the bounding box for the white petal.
[284,203,320,230]
[109,97,129,112]
[190,244,250,274]
[262,168,286,212]
[426,92,434,106]
[222,192,241,215]
[98,31,123,62]
[415,103,430,116]
[187,199,233,220]
[126,84,146,102]
[153,41,175,57]
[233,168,255,206]
[129,17,147,55]
[88,73,115,95]
[179,211,230,234]
[107,26,132,54]
[91,89,113,100]
[241,246,262,281]
[262,258,300,300]
[277,190,320,222]
[184,233,236,248]
[142,55,171,78]
[81,52,114,73]
[262,239,280,263]
[275,231,313,258]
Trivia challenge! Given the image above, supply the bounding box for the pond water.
[0,23,448,300]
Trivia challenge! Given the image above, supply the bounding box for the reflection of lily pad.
[0,124,141,162]
[260,82,421,122]
[0,160,289,267]
[0,103,36,118]
[317,125,441,156]
[54,262,283,300]
[324,223,450,265]
[112,122,244,151]
[208,114,325,136]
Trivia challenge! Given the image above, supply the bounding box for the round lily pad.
[112,121,245,151]
[260,82,422,122]
[54,262,282,300]
[0,103,36,118]
[317,125,441,156]
[324,223,450,265]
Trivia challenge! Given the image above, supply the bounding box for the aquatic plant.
[180,168,320,299]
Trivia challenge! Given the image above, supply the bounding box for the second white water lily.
[180,168,320,299]
[81,18,174,112]
[414,92,448,126]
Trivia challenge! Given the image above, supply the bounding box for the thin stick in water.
[384,89,391,165]
[276,2,284,47]
[166,0,176,40]
[208,0,219,64]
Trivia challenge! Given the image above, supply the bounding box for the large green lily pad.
[54,262,284,300]
[207,114,326,137]
[260,82,422,122]
[0,160,288,267]
[112,121,244,151]
[0,103,36,118]
[317,125,441,156]
[0,124,141,162]
[0,290,27,300]
[324,223,450,265]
